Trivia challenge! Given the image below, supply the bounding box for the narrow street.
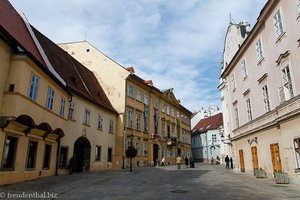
[1,163,299,200]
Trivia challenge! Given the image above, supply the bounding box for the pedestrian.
[161,157,165,166]
[67,156,73,174]
[225,155,229,169]
[230,157,233,169]
[185,156,189,168]
[189,156,194,168]
[176,155,182,169]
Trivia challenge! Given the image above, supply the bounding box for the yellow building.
[59,41,192,168]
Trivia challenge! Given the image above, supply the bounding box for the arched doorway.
[153,144,159,166]
[73,137,91,172]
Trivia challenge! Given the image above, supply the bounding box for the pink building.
[219,0,300,184]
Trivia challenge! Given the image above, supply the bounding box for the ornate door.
[251,146,259,170]
[239,149,245,172]
[270,143,282,173]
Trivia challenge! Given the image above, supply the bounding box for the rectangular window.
[136,89,142,101]
[28,74,39,101]
[109,120,114,133]
[171,107,175,117]
[171,123,175,137]
[246,98,253,121]
[128,85,134,97]
[68,102,75,120]
[212,134,217,143]
[144,93,148,105]
[177,112,180,119]
[95,146,101,161]
[161,103,165,113]
[161,120,165,137]
[46,87,55,110]
[135,112,141,131]
[166,105,170,115]
[282,65,294,100]
[59,98,66,117]
[294,138,300,169]
[98,115,103,130]
[262,85,271,112]
[127,109,133,128]
[144,105,149,132]
[256,39,264,61]
[2,136,18,169]
[126,139,132,150]
[59,147,68,168]
[182,129,185,143]
[27,141,38,169]
[107,148,112,162]
[84,109,91,125]
[136,142,141,156]
[297,0,300,13]
[273,10,284,38]
[231,74,236,91]
[143,143,148,157]
[154,98,158,109]
[241,59,248,79]
[43,144,51,169]
[235,107,240,128]
[167,122,170,138]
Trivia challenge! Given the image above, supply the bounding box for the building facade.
[219,0,300,184]
[59,41,192,168]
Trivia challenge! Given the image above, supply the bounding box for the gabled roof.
[192,113,223,134]
[32,27,117,114]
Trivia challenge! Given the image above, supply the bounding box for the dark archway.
[73,137,91,172]
[153,144,159,166]
[177,148,181,157]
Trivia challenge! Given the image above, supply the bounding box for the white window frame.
[294,138,300,169]
[241,59,248,80]
[144,93,148,105]
[246,98,253,121]
[166,105,170,115]
[84,109,91,125]
[282,65,294,101]
[161,103,165,113]
[234,107,239,128]
[135,112,141,131]
[256,38,264,62]
[273,9,284,38]
[59,97,65,117]
[109,119,114,133]
[128,85,134,97]
[143,143,148,157]
[28,74,39,101]
[136,141,141,156]
[171,107,175,117]
[262,85,271,113]
[136,89,142,102]
[127,109,133,128]
[46,87,55,110]
[231,74,236,91]
[297,0,300,13]
[98,115,103,130]
[68,102,75,120]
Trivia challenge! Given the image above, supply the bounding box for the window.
[235,107,240,128]
[166,105,170,115]
[246,98,253,121]
[59,147,68,168]
[212,134,217,143]
[171,123,175,137]
[136,142,141,156]
[28,74,39,101]
[144,93,148,105]
[27,141,38,169]
[262,85,271,112]
[59,98,66,117]
[282,66,294,100]
[43,144,51,169]
[127,109,133,128]
[294,138,300,169]
[161,120,165,136]
[126,139,132,150]
[182,129,185,143]
[154,98,158,109]
[128,85,134,97]
[107,148,112,162]
[297,0,300,13]
[273,10,284,38]
[84,109,91,125]
[177,125,180,141]
[177,112,180,119]
[98,115,103,130]
[161,103,165,113]
[95,146,101,161]
[46,87,55,110]
[231,74,236,91]
[167,122,171,138]
[136,89,142,101]
[171,107,175,117]
[109,120,114,133]
[2,136,18,169]
[256,39,264,61]
[241,59,248,79]
[143,143,148,157]
[135,112,141,131]
[68,102,75,120]
[144,105,149,132]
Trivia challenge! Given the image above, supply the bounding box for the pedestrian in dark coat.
[185,156,189,168]
[225,155,230,169]
[68,157,74,174]
[230,157,233,169]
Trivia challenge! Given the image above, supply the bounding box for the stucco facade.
[220,0,300,184]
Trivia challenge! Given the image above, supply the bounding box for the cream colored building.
[59,41,192,168]
[219,0,300,184]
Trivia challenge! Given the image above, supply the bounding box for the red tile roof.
[32,27,117,114]
[192,113,223,134]
[0,0,45,67]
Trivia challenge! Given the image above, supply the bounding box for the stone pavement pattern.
[0,164,299,200]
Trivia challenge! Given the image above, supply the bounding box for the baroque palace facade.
[219,0,300,184]
[60,42,192,168]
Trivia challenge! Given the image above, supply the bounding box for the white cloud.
[10,0,267,111]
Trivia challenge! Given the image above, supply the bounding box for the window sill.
[295,168,300,173]
[108,132,114,134]
[68,119,76,122]
[243,76,248,81]
[257,58,265,66]
[97,128,103,131]
[275,32,286,44]
[0,167,15,171]
[83,123,90,127]
[42,168,50,170]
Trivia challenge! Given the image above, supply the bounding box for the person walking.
[185,156,189,168]
[161,157,165,166]
[176,155,182,169]
[230,157,233,169]
[225,155,230,169]
[67,157,74,174]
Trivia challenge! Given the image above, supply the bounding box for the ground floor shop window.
[95,146,101,161]
[2,136,18,169]
[107,148,112,162]
[43,144,52,169]
[27,141,38,169]
[294,138,300,169]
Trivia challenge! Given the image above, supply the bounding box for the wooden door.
[251,146,259,170]
[239,149,245,172]
[270,143,282,173]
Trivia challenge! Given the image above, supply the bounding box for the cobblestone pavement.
[0,163,300,200]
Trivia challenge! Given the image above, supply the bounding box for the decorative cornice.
[275,50,290,66]
[243,89,250,96]
[257,73,268,84]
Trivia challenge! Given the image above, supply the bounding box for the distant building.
[219,0,300,184]
[191,106,221,129]
[191,113,223,163]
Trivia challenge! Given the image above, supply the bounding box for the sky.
[10,0,267,112]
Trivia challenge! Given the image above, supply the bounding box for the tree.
[126,144,137,172]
